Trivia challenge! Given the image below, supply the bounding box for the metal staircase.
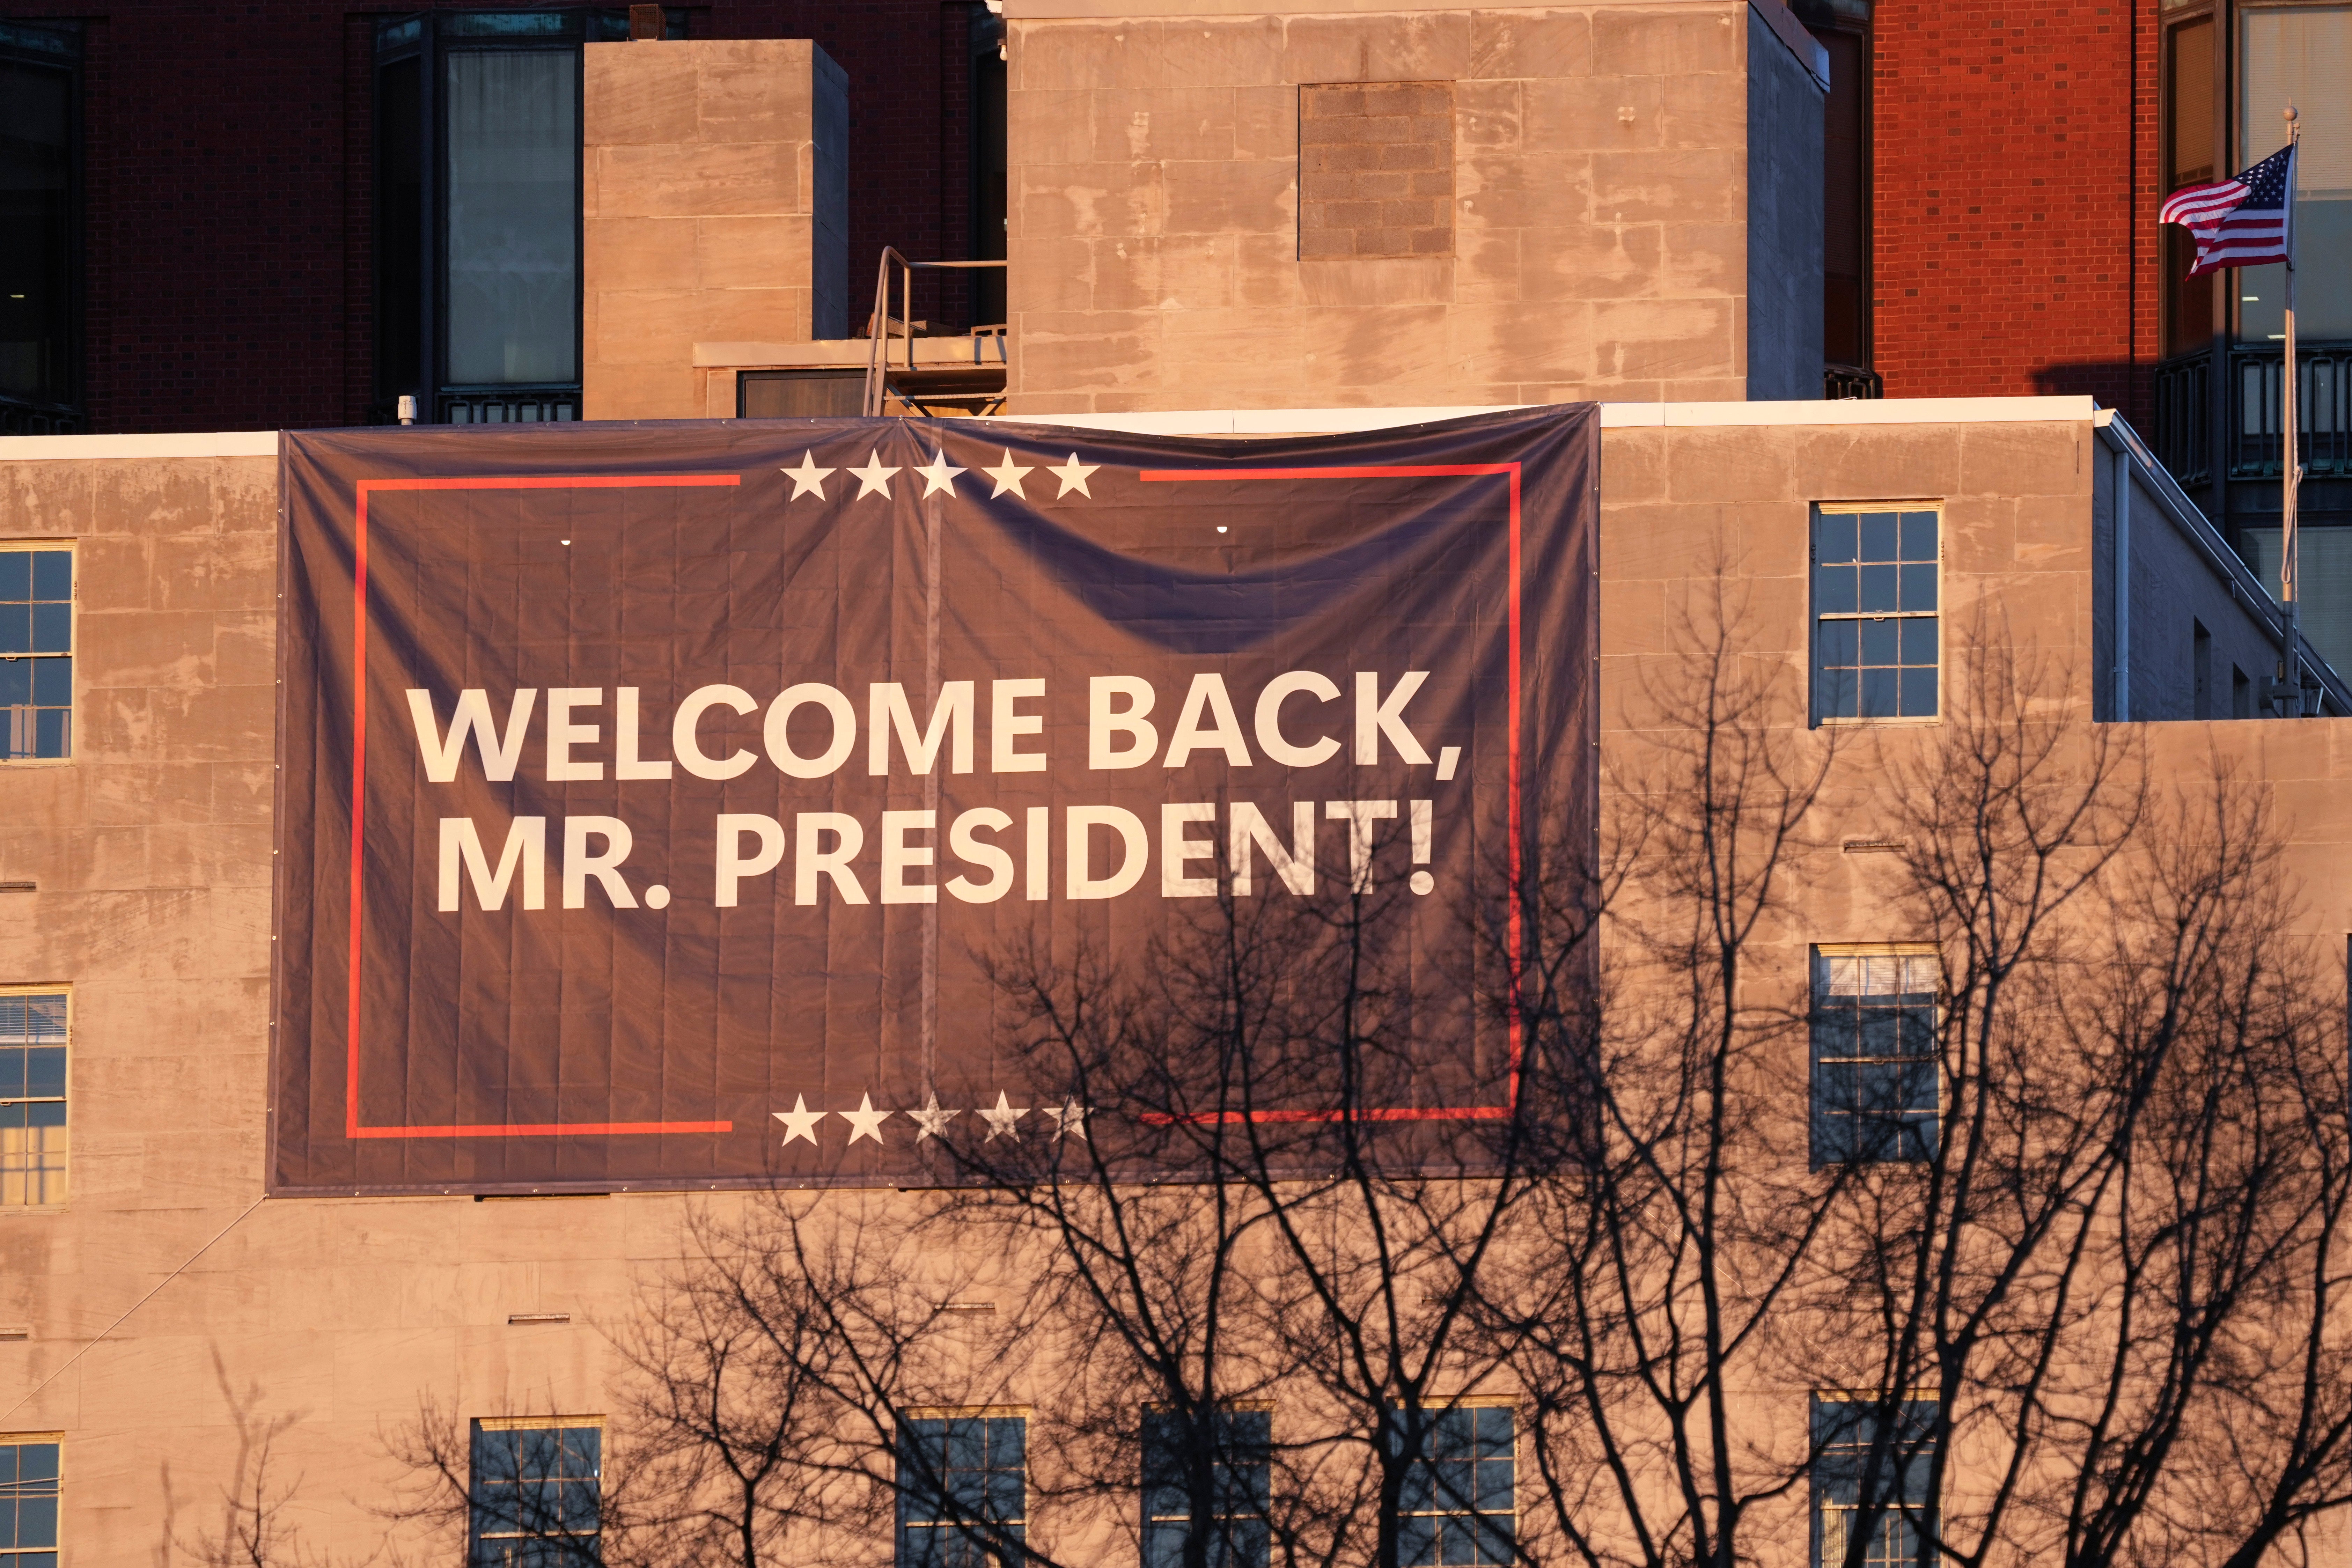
[863,250,1010,417]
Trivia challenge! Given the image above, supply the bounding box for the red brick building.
[0,1,994,436]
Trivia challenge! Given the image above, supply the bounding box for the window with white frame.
[898,1413,1027,1568]
[1389,1403,1514,1567]
[1142,1408,1271,1568]
[0,547,71,760]
[1811,950,1939,1165]
[1813,1396,1937,1568]
[1812,508,1939,723]
[0,1437,59,1568]
[468,1418,602,1567]
[0,992,66,1207]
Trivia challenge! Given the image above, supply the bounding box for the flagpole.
[2282,105,2303,713]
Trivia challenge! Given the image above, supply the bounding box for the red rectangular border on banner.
[340,462,1524,1142]
[345,474,742,1141]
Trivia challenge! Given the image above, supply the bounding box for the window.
[469,1419,602,1567]
[1142,1409,1271,1568]
[899,1414,1027,1568]
[2163,15,2216,354]
[738,369,867,419]
[1812,950,1938,1165]
[2235,6,2352,344]
[2244,527,2352,682]
[1389,1404,1513,1567]
[2233,662,2252,718]
[1813,1398,1936,1568]
[1818,20,1873,369]
[0,993,66,1208]
[1812,507,1939,723]
[1298,82,1455,261]
[0,1437,59,1568]
[0,547,72,761]
[0,21,81,436]
[373,11,684,426]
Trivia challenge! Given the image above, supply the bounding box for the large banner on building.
[270,407,1596,1194]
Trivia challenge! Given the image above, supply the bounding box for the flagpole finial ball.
[2285,105,2298,123]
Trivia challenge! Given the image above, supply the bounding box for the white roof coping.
[0,430,279,461]
[0,399,2112,459]
[977,397,2104,436]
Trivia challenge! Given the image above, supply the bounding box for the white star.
[781,451,833,500]
[913,450,967,498]
[1047,452,1100,499]
[837,1091,892,1146]
[908,1093,960,1142]
[848,450,899,499]
[978,1091,1029,1142]
[1044,1097,1091,1141]
[983,448,1035,499]
[773,1094,823,1146]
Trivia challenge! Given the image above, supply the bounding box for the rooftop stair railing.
[864,249,1011,417]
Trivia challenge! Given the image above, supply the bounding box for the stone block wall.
[581,38,850,421]
[1000,1,1828,414]
[2,411,2343,1561]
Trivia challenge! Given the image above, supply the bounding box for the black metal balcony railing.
[440,387,580,424]
[1824,363,1883,400]
[0,396,84,436]
[2234,347,2352,478]
[2153,344,2352,487]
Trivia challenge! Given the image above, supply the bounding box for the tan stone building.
[3,392,2347,1562]
[6,3,2352,1564]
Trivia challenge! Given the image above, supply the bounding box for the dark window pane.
[23,1098,63,1128]
[28,603,67,652]
[30,552,69,600]
[1818,619,1858,666]
[1816,565,1857,613]
[0,57,76,410]
[1859,619,1898,665]
[1859,565,1898,612]
[1899,564,1938,613]
[0,1048,25,1098]
[1900,617,1938,664]
[1861,668,1899,717]
[25,1047,64,1098]
[1819,667,1857,720]
[30,656,68,704]
[31,706,67,758]
[1898,512,1938,560]
[0,554,27,599]
[0,604,28,653]
[1858,513,1898,561]
[1900,668,1938,717]
[1815,514,1858,563]
[15,1496,59,1548]
[444,50,579,384]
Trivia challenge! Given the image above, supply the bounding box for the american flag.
[2160,143,2297,275]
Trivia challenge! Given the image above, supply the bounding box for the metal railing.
[2232,346,2352,478]
[1824,363,1882,400]
[439,387,580,424]
[0,397,83,436]
[864,249,1009,417]
[2153,344,2352,485]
